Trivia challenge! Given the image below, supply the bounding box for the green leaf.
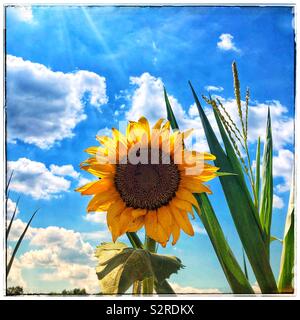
[95,242,182,294]
[195,194,254,293]
[278,172,294,293]
[164,88,253,294]
[242,250,249,280]
[164,87,179,130]
[6,196,21,240]
[189,82,278,293]
[7,209,39,276]
[259,108,273,258]
[215,172,237,177]
[255,137,261,209]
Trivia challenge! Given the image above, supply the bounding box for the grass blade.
[6,170,14,193]
[6,196,21,240]
[7,209,39,276]
[259,108,273,258]
[189,82,277,293]
[164,89,253,293]
[278,171,294,293]
[255,137,261,210]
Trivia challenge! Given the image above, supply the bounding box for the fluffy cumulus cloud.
[7,55,108,149]
[6,198,20,219]
[217,33,240,52]
[125,72,214,151]
[169,282,221,294]
[84,212,107,224]
[273,194,285,209]
[273,149,294,193]
[7,158,80,199]
[49,164,79,179]
[7,220,101,293]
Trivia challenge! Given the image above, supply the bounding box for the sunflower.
[76,117,218,246]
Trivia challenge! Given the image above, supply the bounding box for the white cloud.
[50,164,79,179]
[217,33,240,52]
[8,6,34,23]
[77,176,92,187]
[169,282,221,294]
[273,194,284,209]
[125,72,212,152]
[7,158,77,200]
[192,222,207,235]
[215,97,294,151]
[84,212,107,224]
[273,149,294,193]
[7,220,101,293]
[7,55,108,149]
[205,85,224,92]
[7,218,35,242]
[7,249,28,289]
[6,198,20,220]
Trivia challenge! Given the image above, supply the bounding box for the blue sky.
[6,6,295,294]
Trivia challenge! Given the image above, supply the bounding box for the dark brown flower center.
[114,148,180,210]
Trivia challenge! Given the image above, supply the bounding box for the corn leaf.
[7,209,39,276]
[242,250,249,280]
[189,82,278,293]
[278,172,294,293]
[164,89,253,293]
[255,137,261,209]
[195,194,254,293]
[259,108,273,257]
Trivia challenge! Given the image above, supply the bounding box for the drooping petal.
[157,206,173,236]
[170,204,194,236]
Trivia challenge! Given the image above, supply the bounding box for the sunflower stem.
[142,236,156,294]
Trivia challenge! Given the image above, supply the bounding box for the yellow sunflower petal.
[119,208,134,235]
[145,210,169,244]
[152,118,165,130]
[87,191,118,212]
[181,180,212,194]
[170,205,194,236]
[107,200,126,241]
[76,179,113,195]
[131,208,147,219]
[157,206,173,236]
[172,197,193,214]
[127,216,145,232]
[171,221,180,245]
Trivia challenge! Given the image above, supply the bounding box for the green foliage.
[189,82,277,293]
[259,108,273,258]
[164,90,253,294]
[95,242,183,294]
[7,286,23,296]
[278,172,295,293]
[61,288,87,295]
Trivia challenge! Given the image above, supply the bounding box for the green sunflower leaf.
[95,242,182,294]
